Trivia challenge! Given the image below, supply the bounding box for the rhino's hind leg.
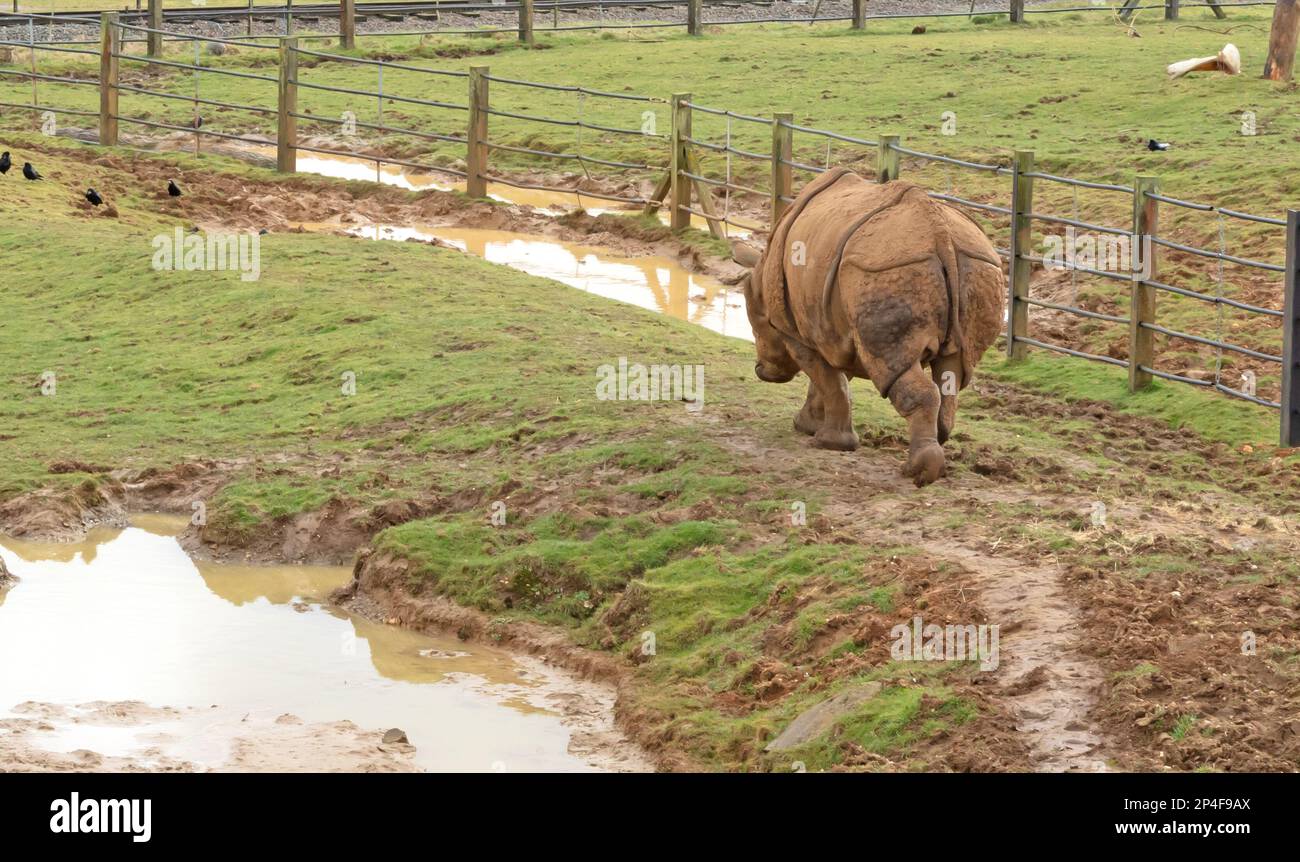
[787,343,857,451]
[930,352,963,445]
[793,380,824,436]
[889,362,945,487]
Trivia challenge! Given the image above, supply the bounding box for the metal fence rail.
[2,10,1297,444]
[103,18,279,152]
[464,70,670,204]
[4,1,1282,47]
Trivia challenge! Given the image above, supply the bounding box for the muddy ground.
[0,700,419,773]
[4,138,1298,773]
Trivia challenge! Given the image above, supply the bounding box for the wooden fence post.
[878,134,900,183]
[147,0,162,58]
[519,0,535,45]
[1010,0,1025,23]
[99,13,118,146]
[1007,149,1034,360]
[276,36,297,173]
[1282,209,1300,446]
[466,66,489,198]
[1130,176,1159,391]
[852,0,866,30]
[1165,0,1180,19]
[771,112,793,226]
[688,0,702,36]
[670,93,691,231]
[340,0,355,49]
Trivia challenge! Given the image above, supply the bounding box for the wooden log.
[685,150,726,239]
[642,170,671,217]
[1265,0,1300,81]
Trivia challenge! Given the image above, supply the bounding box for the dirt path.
[924,545,1108,771]
[694,410,1109,770]
[698,368,1300,771]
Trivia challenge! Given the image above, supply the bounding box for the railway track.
[0,0,781,26]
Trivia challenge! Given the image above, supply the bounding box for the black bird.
[191,115,203,130]
[85,188,103,207]
[1147,139,1170,151]
[167,179,182,197]
[0,151,10,174]
[22,162,41,181]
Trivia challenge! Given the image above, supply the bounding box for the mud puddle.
[277,145,756,339]
[243,141,751,234]
[0,514,649,772]
[326,222,754,340]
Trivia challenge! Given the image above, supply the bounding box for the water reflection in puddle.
[345,223,754,340]
[231,144,756,339]
[278,144,755,234]
[0,515,607,772]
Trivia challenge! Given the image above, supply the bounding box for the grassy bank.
[4,136,1299,771]
[4,11,1291,205]
[3,11,1293,399]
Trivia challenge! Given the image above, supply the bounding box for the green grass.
[983,352,1279,446]
[3,11,1293,399]
[0,142,1000,769]
[4,103,1300,769]
[6,11,1293,210]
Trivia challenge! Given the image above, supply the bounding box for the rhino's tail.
[926,196,970,388]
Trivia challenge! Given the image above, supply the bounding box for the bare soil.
[0,701,419,773]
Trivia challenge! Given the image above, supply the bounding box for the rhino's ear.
[731,241,761,268]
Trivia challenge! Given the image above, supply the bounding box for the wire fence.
[1,9,1296,442]
[0,1,1281,46]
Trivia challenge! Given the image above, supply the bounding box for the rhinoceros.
[738,167,1005,486]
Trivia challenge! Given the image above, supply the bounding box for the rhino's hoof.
[904,443,945,487]
[813,428,859,451]
[793,411,822,436]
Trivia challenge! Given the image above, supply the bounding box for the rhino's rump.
[769,174,957,383]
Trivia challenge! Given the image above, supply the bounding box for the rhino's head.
[735,242,799,384]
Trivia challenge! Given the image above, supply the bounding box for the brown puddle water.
[0,515,641,772]
[230,144,755,340]
[344,223,754,340]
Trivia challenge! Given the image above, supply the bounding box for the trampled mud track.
[700,412,1110,770]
